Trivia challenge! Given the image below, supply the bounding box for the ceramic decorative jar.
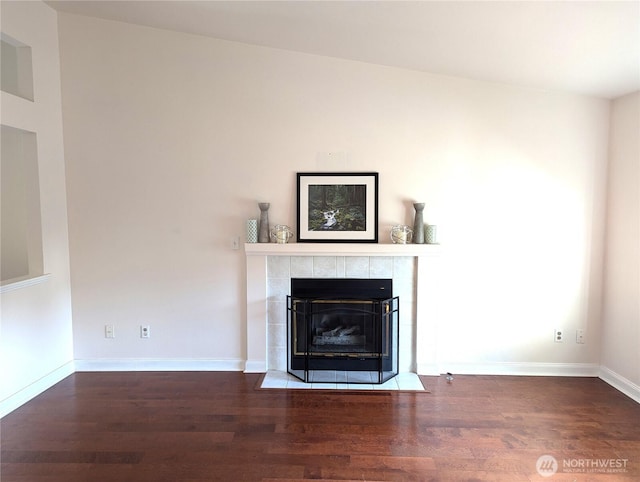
[426,224,438,244]
[246,219,258,243]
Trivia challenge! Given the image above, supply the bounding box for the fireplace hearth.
[287,278,399,384]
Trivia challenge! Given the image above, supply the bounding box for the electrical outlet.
[576,329,585,344]
[105,324,115,338]
[554,329,563,343]
[140,325,151,338]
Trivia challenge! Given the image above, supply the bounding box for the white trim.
[0,361,75,418]
[437,362,600,377]
[416,363,440,376]
[0,273,51,294]
[244,242,441,257]
[244,360,268,373]
[74,358,244,372]
[599,366,640,404]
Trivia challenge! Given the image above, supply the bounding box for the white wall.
[600,92,640,399]
[0,1,74,417]
[57,13,610,374]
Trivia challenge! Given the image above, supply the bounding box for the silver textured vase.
[412,203,425,244]
[258,203,270,243]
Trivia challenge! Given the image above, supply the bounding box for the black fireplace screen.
[287,278,399,384]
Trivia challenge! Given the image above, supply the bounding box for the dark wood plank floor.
[1,372,639,481]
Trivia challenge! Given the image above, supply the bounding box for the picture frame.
[296,172,379,243]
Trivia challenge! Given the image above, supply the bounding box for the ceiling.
[46,0,640,99]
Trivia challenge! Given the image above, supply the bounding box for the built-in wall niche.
[1,33,34,101]
[1,125,43,284]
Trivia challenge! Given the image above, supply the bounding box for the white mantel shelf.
[244,243,441,257]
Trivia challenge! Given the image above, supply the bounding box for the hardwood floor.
[1,372,639,481]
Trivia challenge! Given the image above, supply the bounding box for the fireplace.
[287,278,399,384]
[244,243,442,376]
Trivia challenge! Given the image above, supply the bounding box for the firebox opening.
[287,278,399,384]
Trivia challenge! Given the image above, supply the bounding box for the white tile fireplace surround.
[244,243,441,376]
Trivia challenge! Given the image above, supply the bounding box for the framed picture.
[296,172,379,243]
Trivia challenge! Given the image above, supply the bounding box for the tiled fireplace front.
[267,256,414,372]
[245,243,441,376]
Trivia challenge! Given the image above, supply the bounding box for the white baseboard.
[74,358,244,372]
[244,360,268,373]
[434,362,600,377]
[0,361,75,418]
[416,363,440,376]
[599,366,640,404]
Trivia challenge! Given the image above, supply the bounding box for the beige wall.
[0,1,74,416]
[57,12,611,373]
[601,92,640,394]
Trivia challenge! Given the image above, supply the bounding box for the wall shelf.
[244,242,441,257]
[1,33,34,101]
